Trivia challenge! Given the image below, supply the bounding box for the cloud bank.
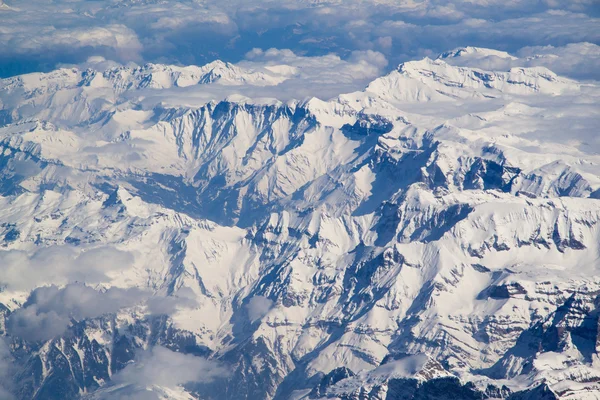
[6,283,198,342]
[93,346,228,399]
[441,42,600,81]
[0,0,598,80]
[113,346,226,387]
[0,246,134,291]
[6,284,147,341]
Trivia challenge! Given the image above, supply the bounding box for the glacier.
[0,47,599,399]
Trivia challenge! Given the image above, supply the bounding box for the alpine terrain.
[0,47,599,400]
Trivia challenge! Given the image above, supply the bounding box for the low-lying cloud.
[6,283,198,342]
[6,284,147,341]
[246,295,273,322]
[145,286,198,315]
[0,246,134,291]
[114,346,227,387]
[442,42,600,81]
[97,346,228,399]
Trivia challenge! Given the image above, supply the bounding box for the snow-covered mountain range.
[0,47,599,400]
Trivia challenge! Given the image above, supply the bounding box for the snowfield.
[0,47,599,400]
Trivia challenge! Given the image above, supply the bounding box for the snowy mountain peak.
[1,59,287,99]
[361,55,579,104]
[438,46,518,60]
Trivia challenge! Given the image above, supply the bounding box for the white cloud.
[5,306,70,342]
[114,347,226,387]
[441,42,600,80]
[0,246,134,291]
[145,286,198,315]
[238,48,389,98]
[92,347,228,399]
[6,284,147,341]
[370,9,599,62]
[126,47,390,106]
[5,283,196,342]
[517,42,600,80]
[246,295,273,322]
[18,25,141,57]
[0,0,597,81]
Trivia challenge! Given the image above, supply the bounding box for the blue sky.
[0,0,598,80]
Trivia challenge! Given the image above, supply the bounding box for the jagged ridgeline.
[0,47,599,399]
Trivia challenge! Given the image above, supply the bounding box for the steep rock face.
[0,49,599,399]
[11,317,210,400]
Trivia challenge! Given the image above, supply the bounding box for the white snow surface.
[0,48,599,399]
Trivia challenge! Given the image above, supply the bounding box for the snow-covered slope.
[0,48,599,400]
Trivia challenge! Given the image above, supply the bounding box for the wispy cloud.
[246,295,273,322]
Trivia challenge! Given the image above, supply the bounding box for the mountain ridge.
[0,48,599,399]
